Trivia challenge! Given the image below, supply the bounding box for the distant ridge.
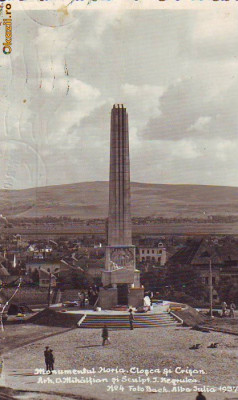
[1,181,238,218]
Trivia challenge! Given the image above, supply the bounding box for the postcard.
[0,1,238,399]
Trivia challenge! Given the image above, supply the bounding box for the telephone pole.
[209,259,213,317]
[47,273,52,308]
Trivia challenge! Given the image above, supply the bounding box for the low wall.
[28,308,83,328]
[172,305,205,327]
[1,288,80,305]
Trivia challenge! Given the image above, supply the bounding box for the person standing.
[78,291,82,308]
[44,346,50,372]
[102,324,110,346]
[81,290,86,308]
[221,301,227,317]
[196,392,206,400]
[48,349,54,374]
[129,309,134,330]
[229,302,236,318]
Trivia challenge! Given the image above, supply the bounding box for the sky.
[1,6,238,189]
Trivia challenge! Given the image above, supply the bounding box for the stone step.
[80,322,178,329]
[84,313,171,319]
[83,316,174,322]
[79,312,180,329]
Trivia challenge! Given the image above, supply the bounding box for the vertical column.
[108,105,132,246]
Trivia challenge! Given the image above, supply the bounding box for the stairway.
[78,311,180,329]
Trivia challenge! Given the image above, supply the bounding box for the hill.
[1,181,238,219]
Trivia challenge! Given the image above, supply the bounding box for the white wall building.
[138,242,166,265]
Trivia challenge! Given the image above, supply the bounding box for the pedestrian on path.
[81,290,86,308]
[48,349,54,374]
[129,309,134,330]
[221,301,227,317]
[229,302,236,318]
[44,346,50,372]
[102,324,110,346]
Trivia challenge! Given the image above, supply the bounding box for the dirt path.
[1,325,238,400]
[0,324,76,354]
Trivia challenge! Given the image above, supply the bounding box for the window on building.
[152,250,154,254]
[142,257,145,261]
[205,277,209,285]
[142,250,144,254]
[147,250,149,254]
[212,277,216,285]
[152,257,155,261]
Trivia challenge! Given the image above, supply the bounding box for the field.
[1,181,238,219]
[3,222,238,238]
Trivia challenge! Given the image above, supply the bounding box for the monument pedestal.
[99,285,144,309]
[128,287,144,308]
[98,287,118,309]
[102,245,136,286]
[100,244,144,309]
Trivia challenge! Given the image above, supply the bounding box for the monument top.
[113,104,125,109]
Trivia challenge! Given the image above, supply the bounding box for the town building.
[167,238,238,304]
[138,241,166,265]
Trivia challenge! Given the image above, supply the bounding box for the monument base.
[102,269,141,287]
[98,287,118,309]
[128,287,144,308]
[99,285,144,309]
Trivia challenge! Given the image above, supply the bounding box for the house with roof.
[26,260,61,275]
[167,239,221,303]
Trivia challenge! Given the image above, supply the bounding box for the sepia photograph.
[0,1,238,399]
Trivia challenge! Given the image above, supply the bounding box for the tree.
[217,277,238,304]
[31,269,39,285]
[165,264,207,301]
[140,267,166,293]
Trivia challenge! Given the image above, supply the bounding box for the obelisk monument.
[99,105,144,308]
[108,104,132,246]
